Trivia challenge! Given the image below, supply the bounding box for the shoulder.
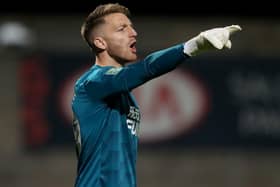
[75,66,124,90]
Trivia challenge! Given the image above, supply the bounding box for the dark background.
[1,2,280,187]
[1,0,279,18]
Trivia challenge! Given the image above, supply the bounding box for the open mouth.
[129,41,137,52]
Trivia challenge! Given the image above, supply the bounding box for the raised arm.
[84,44,188,100]
[84,25,242,100]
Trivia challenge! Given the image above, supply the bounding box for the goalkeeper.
[71,3,242,187]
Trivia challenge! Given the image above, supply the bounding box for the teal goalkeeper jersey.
[72,44,188,187]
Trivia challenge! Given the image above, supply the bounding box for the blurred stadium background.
[1,1,280,187]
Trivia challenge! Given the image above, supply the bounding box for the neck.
[95,52,123,68]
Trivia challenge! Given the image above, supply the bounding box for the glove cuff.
[183,36,199,57]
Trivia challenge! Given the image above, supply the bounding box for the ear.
[93,37,107,50]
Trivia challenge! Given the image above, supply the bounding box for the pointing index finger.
[226,25,242,35]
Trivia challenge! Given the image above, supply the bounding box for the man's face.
[99,13,138,63]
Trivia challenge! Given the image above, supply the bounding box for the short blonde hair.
[81,3,130,51]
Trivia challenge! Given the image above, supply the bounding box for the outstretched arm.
[85,44,187,100]
[84,25,242,100]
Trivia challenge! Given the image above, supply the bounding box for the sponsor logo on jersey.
[127,106,140,136]
[105,67,123,75]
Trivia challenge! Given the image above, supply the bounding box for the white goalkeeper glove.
[183,25,242,56]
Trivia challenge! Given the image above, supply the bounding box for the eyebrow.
[120,23,134,28]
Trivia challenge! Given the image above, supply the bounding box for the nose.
[129,26,137,37]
